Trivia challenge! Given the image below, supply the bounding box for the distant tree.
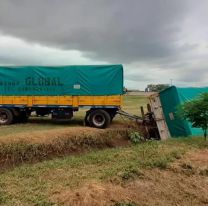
[179,93,208,140]
[145,84,169,92]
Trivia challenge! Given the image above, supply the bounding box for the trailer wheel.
[110,114,116,122]
[84,111,90,126]
[0,108,14,125]
[89,109,111,129]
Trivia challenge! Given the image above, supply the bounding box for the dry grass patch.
[51,181,131,206]
[183,149,208,167]
[0,127,130,170]
[51,168,208,206]
[0,127,102,144]
[171,149,208,177]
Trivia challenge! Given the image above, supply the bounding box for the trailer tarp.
[0,65,123,96]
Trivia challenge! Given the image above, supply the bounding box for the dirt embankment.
[51,150,208,206]
[0,126,131,170]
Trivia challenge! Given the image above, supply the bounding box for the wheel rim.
[92,113,105,127]
[0,111,8,124]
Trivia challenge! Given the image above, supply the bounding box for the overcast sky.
[0,0,207,90]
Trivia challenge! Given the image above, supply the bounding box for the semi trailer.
[0,65,123,128]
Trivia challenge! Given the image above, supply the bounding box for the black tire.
[105,109,117,123]
[84,111,91,126]
[88,109,111,129]
[110,114,116,122]
[0,108,14,125]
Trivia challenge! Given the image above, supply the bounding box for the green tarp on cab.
[0,65,124,96]
[159,86,208,137]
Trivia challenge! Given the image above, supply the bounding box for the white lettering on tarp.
[73,84,81,89]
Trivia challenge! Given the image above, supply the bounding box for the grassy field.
[0,94,207,206]
[122,95,148,115]
[0,137,207,205]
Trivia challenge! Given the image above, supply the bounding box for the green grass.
[122,95,148,115]
[0,137,207,205]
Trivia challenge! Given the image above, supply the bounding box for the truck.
[0,65,123,128]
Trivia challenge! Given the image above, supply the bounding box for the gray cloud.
[125,73,154,82]
[0,0,191,63]
[177,67,208,83]
[0,0,207,89]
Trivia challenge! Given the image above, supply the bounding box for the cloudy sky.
[0,0,207,90]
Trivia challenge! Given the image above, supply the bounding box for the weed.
[149,157,169,169]
[128,131,145,144]
[199,168,208,176]
[0,191,7,205]
[118,166,143,181]
[170,150,183,159]
[180,163,196,175]
[181,163,193,170]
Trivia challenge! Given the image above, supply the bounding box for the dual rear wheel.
[0,108,13,125]
[85,109,112,129]
[0,108,115,128]
[0,108,28,125]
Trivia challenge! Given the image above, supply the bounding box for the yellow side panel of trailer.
[0,95,122,107]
